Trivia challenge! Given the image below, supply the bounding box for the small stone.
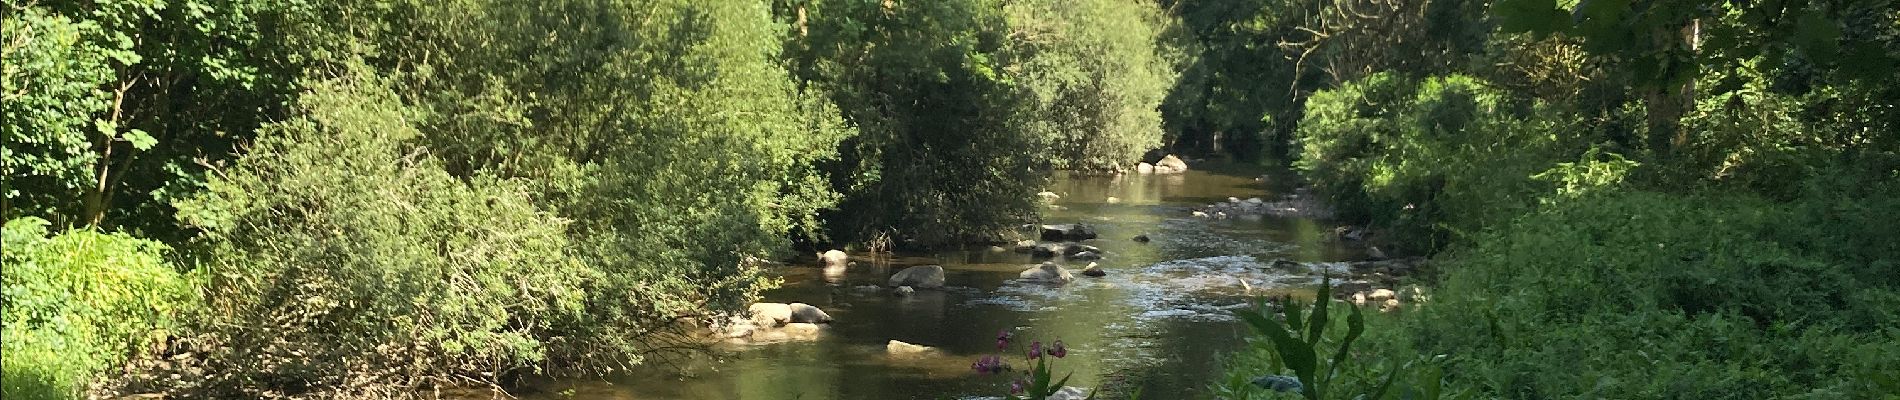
[1081,263,1106,277]
[1132,234,1150,243]
[1106,196,1121,203]
[1381,298,1402,312]
[1070,251,1102,260]
[893,286,915,296]
[1367,288,1397,302]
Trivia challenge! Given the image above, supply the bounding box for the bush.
[1399,190,1900,398]
[1293,73,1596,252]
[168,75,600,396]
[2,218,197,400]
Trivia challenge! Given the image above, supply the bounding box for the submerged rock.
[1049,386,1092,400]
[893,286,916,296]
[1132,234,1150,243]
[888,265,946,289]
[886,340,936,355]
[1061,244,1102,256]
[1070,251,1103,260]
[1039,223,1099,241]
[746,322,825,344]
[1019,262,1075,283]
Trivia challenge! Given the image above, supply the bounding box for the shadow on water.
[509,163,1363,400]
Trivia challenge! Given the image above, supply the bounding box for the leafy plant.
[1228,276,1466,400]
[2,217,198,400]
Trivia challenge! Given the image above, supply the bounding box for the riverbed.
[516,164,1364,399]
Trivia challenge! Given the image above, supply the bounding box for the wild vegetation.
[1209,0,1900,398]
[3,0,1896,398]
[4,0,1173,397]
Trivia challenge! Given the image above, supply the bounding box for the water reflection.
[511,164,1356,400]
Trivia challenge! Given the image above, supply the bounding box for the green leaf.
[1235,304,1317,399]
[123,129,156,151]
[1308,275,1332,343]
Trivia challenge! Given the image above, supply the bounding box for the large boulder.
[1135,162,1156,174]
[748,303,793,327]
[1039,223,1098,241]
[1019,262,1075,283]
[1154,155,1188,174]
[888,265,946,289]
[820,250,849,268]
[788,302,833,323]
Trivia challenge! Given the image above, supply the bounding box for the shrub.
[1293,73,1594,252]
[168,74,600,396]
[1,218,197,400]
[1400,190,1900,398]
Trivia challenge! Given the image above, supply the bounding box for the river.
[515,164,1364,399]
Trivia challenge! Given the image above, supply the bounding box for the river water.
[517,165,1361,399]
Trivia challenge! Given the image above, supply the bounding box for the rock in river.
[1154,154,1188,174]
[886,340,936,355]
[748,303,793,327]
[1070,251,1102,260]
[1081,263,1106,277]
[788,302,833,323]
[1040,223,1098,241]
[820,249,849,268]
[888,265,946,289]
[1019,262,1075,283]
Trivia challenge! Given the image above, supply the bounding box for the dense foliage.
[1,217,196,400]
[1009,0,1177,170]
[5,0,1896,398]
[1221,0,1900,398]
[3,0,1185,397]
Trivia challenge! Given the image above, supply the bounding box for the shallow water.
[516,165,1361,400]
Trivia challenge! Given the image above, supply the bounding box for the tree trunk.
[1644,19,1701,161]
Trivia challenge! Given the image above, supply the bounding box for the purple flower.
[1047,340,1067,358]
[971,354,1009,374]
[1026,341,1043,360]
[1009,377,1027,394]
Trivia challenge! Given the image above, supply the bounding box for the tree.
[1007,0,1178,170]
[784,0,1045,247]
[1492,0,1899,159]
